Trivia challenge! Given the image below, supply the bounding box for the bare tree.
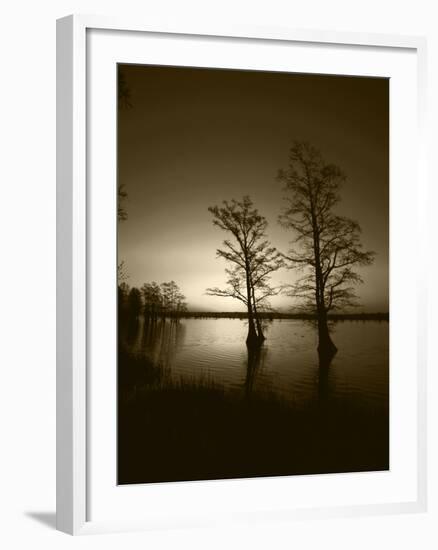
[127,287,143,320]
[118,184,128,223]
[117,191,129,311]
[160,281,187,320]
[117,260,128,283]
[141,280,187,321]
[174,290,188,318]
[117,177,128,293]
[278,141,374,357]
[141,282,162,321]
[118,69,133,110]
[117,69,130,222]
[206,196,283,345]
[117,68,132,224]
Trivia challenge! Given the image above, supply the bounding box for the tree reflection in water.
[317,348,337,411]
[244,344,267,397]
[139,318,186,369]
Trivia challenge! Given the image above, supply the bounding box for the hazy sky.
[118,64,389,312]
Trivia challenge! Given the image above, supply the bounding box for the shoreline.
[176,312,389,321]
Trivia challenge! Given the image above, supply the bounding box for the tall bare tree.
[206,196,283,344]
[278,141,374,357]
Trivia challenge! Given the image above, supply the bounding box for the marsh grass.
[118,348,389,484]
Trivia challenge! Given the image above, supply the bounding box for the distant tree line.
[119,280,187,322]
[174,311,389,321]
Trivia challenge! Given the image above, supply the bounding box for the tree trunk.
[246,314,258,344]
[246,301,258,345]
[251,284,265,341]
[311,213,336,362]
[254,315,264,341]
[317,309,337,360]
[245,283,258,345]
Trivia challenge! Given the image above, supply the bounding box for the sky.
[117,64,389,313]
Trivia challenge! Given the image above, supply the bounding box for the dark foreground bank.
[118,348,389,485]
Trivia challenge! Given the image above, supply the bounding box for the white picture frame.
[56,14,428,535]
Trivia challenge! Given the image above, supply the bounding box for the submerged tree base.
[317,330,338,368]
[246,332,265,346]
[317,343,337,369]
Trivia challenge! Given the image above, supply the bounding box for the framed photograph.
[57,15,427,535]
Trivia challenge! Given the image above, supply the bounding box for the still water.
[126,318,389,411]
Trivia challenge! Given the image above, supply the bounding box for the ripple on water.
[130,318,389,410]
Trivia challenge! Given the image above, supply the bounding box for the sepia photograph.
[116,63,389,485]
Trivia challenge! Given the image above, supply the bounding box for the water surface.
[126,318,388,412]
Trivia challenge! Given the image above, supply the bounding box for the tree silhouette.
[117,186,128,317]
[140,280,187,321]
[278,141,374,358]
[118,281,130,321]
[160,281,187,320]
[117,173,128,282]
[141,282,162,321]
[118,69,132,110]
[127,287,143,320]
[117,260,128,283]
[117,69,130,223]
[206,196,283,345]
[118,183,128,223]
